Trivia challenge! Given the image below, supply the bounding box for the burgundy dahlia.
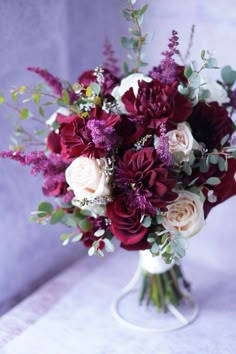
[188,102,234,150]
[113,147,177,213]
[122,79,192,130]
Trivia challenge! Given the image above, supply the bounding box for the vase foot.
[111,261,199,332]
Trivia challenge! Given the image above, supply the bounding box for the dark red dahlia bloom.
[106,197,148,246]
[188,102,234,150]
[122,79,192,130]
[115,115,151,149]
[78,68,120,94]
[57,109,121,160]
[113,147,177,213]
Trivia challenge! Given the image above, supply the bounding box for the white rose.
[167,123,195,161]
[162,190,205,238]
[65,156,110,202]
[111,73,152,114]
[200,76,229,106]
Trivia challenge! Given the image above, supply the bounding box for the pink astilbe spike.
[149,30,179,84]
[27,67,63,96]
[103,37,119,76]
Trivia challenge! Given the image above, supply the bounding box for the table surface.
[0,243,235,354]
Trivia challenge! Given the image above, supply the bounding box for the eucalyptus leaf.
[50,208,64,225]
[142,215,152,228]
[38,202,53,215]
[221,65,236,86]
[206,177,221,186]
[151,242,159,254]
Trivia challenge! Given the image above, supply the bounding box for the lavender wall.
[0,0,124,315]
[0,0,235,315]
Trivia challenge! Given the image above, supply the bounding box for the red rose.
[188,102,234,150]
[106,197,148,246]
[122,79,192,130]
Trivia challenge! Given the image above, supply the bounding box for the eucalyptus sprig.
[121,0,151,74]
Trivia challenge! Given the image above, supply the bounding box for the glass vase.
[111,250,199,332]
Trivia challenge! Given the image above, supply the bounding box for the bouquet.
[1,0,236,317]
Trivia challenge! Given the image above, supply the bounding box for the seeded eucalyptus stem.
[127,0,143,72]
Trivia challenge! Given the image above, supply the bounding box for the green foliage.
[141,215,152,228]
[0,95,5,104]
[38,201,53,216]
[221,65,236,86]
[20,108,30,120]
[121,1,150,72]
[50,208,64,224]
[205,177,221,186]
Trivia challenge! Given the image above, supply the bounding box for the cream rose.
[111,73,152,114]
[167,123,195,161]
[65,156,110,202]
[162,190,205,238]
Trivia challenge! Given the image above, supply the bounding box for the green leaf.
[138,4,148,16]
[156,214,163,224]
[38,202,53,215]
[206,177,221,186]
[200,159,209,173]
[221,134,229,147]
[62,89,70,105]
[61,214,78,227]
[0,95,5,104]
[183,162,192,176]
[121,36,133,49]
[33,93,40,104]
[151,243,159,254]
[201,49,205,60]
[11,91,18,103]
[206,57,217,69]
[50,208,64,225]
[79,218,91,232]
[221,65,236,86]
[94,229,105,237]
[122,61,129,75]
[20,108,30,120]
[209,154,219,164]
[184,66,193,79]
[128,28,140,36]
[177,85,189,96]
[38,106,45,117]
[90,82,101,95]
[122,8,131,21]
[142,215,152,228]
[72,233,83,242]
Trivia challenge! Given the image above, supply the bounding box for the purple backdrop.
[0,0,124,315]
[0,0,235,319]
